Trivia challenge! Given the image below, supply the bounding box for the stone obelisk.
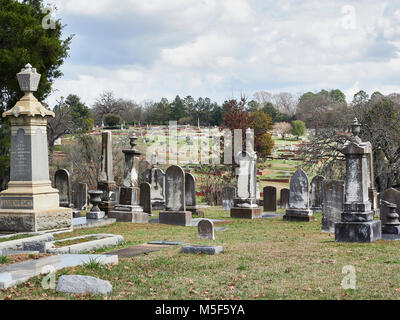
[0,64,72,232]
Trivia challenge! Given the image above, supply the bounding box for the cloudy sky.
[44,0,400,107]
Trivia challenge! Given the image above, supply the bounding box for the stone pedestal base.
[382,225,400,235]
[335,220,382,242]
[97,181,117,215]
[0,208,72,233]
[86,211,105,220]
[109,205,148,223]
[151,201,165,211]
[230,207,262,219]
[159,211,192,226]
[311,206,322,212]
[283,209,314,222]
[98,201,116,216]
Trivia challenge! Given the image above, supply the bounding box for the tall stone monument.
[283,169,314,222]
[367,151,378,216]
[108,133,148,223]
[159,165,192,226]
[97,131,117,215]
[230,151,262,219]
[0,64,72,232]
[335,118,381,242]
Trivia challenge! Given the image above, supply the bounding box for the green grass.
[0,256,9,264]
[2,207,400,300]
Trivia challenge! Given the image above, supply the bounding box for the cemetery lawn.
[1,207,400,300]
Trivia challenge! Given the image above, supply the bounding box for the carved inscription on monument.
[0,197,34,209]
[11,128,32,181]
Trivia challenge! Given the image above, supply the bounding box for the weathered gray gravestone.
[283,169,314,222]
[379,188,400,236]
[142,168,165,210]
[335,118,381,242]
[263,186,277,212]
[198,219,215,240]
[159,165,192,226]
[140,182,152,215]
[280,188,290,209]
[222,187,236,211]
[311,175,325,211]
[185,173,203,217]
[55,169,72,208]
[72,182,88,211]
[321,180,344,233]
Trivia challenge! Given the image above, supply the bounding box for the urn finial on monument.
[2,63,54,119]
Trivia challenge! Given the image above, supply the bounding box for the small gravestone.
[140,182,152,215]
[55,169,72,208]
[222,187,236,211]
[73,182,88,211]
[311,175,325,211]
[181,245,222,255]
[198,219,215,240]
[263,186,277,212]
[283,169,314,222]
[321,180,344,233]
[280,188,290,209]
[159,165,192,226]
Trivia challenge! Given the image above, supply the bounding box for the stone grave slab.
[106,244,169,258]
[0,254,118,290]
[72,217,116,230]
[181,245,223,255]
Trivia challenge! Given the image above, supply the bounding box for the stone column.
[108,133,148,223]
[97,131,117,214]
[367,150,378,215]
[335,118,381,242]
[0,64,72,232]
[230,151,262,219]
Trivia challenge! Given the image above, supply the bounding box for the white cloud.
[44,0,400,107]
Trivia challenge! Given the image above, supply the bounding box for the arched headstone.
[311,175,325,211]
[55,169,72,208]
[165,165,185,212]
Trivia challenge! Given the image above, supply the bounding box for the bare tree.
[92,91,124,125]
[273,122,292,140]
[273,92,298,115]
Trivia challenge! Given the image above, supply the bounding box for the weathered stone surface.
[231,207,262,219]
[263,186,277,212]
[56,275,112,295]
[181,245,223,255]
[335,221,382,242]
[185,173,196,207]
[335,118,380,242]
[280,188,290,209]
[99,131,114,183]
[143,168,165,206]
[380,188,400,226]
[0,254,118,290]
[310,175,325,210]
[86,211,105,220]
[198,219,215,240]
[165,165,185,212]
[322,180,344,233]
[288,169,310,209]
[222,187,236,211]
[236,151,257,199]
[55,169,72,208]
[0,233,53,251]
[284,169,313,221]
[140,182,152,214]
[72,182,88,211]
[159,211,192,226]
[22,240,52,253]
